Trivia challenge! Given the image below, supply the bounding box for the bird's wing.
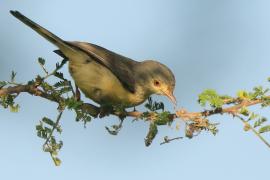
[63,41,137,93]
[10,10,137,93]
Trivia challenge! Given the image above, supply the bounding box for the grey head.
[134,60,176,105]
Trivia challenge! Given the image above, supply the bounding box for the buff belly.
[68,60,141,106]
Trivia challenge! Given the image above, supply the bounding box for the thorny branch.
[1,80,270,146]
[1,58,270,165]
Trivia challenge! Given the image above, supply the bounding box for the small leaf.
[38,57,46,66]
[244,123,251,131]
[198,89,224,108]
[54,81,70,88]
[52,157,61,166]
[237,90,249,99]
[145,123,158,146]
[44,127,52,134]
[10,71,16,82]
[59,87,72,94]
[36,124,43,131]
[155,111,171,125]
[37,131,42,138]
[208,123,219,135]
[10,104,19,113]
[259,125,270,134]
[254,117,267,128]
[54,72,64,80]
[239,107,249,116]
[42,117,56,127]
[0,81,7,87]
[248,112,259,121]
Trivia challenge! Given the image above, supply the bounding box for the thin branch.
[160,136,183,145]
[175,99,266,122]
[234,114,270,148]
[0,84,269,120]
[43,110,64,148]
[1,83,270,148]
[0,84,100,117]
[39,63,49,76]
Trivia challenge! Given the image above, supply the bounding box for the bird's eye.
[154,80,160,86]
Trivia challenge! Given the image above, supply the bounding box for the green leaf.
[239,107,249,116]
[208,123,219,135]
[42,117,56,127]
[10,104,19,113]
[37,131,42,138]
[250,86,269,99]
[144,97,165,111]
[244,123,251,131]
[59,87,72,94]
[52,157,61,166]
[38,57,46,66]
[54,72,65,80]
[259,125,270,134]
[237,90,249,99]
[254,117,267,128]
[65,98,83,110]
[40,82,54,92]
[41,131,48,139]
[144,123,158,146]
[248,112,259,121]
[0,81,7,87]
[36,124,43,131]
[27,80,35,85]
[44,127,52,134]
[55,59,67,70]
[75,109,92,125]
[198,89,224,108]
[54,81,69,88]
[10,71,16,82]
[155,111,171,125]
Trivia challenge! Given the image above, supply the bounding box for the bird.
[10,10,176,109]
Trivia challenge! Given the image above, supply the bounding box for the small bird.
[10,10,176,108]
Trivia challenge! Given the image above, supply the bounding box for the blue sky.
[1,0,270,179]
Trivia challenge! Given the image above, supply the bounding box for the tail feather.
[10,10,76,57]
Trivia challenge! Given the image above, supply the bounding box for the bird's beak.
[162,89,177,106]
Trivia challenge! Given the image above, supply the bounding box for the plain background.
[1,0,270,179]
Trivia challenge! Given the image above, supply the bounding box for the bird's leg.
[75,84,81,101]
[99,105,114,118]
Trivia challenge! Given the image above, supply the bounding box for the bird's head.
[137,60,176,105]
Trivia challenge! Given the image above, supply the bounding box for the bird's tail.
[10,10,77,57]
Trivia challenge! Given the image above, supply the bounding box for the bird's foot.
[99,105,113,118]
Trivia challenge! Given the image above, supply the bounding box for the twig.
[234,114,270,148]
[43,110,64,148]
[0,84,269,120]
[1,83,270,148]
[160,136,183,145]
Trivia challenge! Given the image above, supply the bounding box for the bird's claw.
[99,105,113,118]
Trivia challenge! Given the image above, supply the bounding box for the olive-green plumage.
[10,10,176,107]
